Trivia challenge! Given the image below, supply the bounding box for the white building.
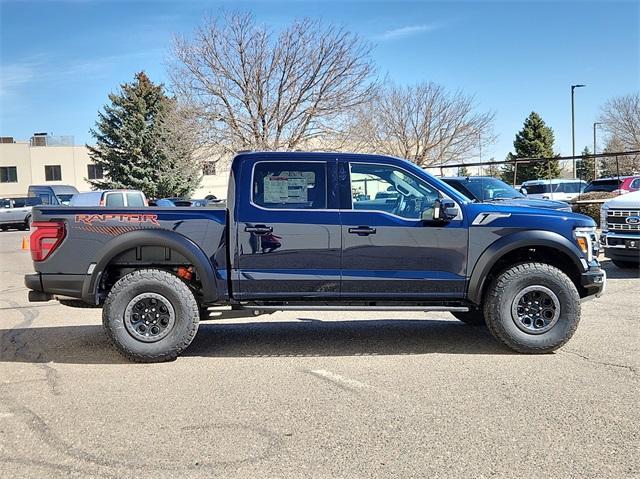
[0,134,229,199]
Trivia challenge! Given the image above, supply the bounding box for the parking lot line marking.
[308,369,369,390]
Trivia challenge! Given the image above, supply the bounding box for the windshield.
[459,178,523,201]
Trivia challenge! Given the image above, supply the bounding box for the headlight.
[600,204,609,231]
[560,205,573,213]
[574,226,597,262]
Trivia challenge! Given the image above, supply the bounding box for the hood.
[603,190,640,209]
[467,202,596,228]
[488,197,571,211]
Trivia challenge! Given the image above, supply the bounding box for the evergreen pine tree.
[500,112,560,184]
[576,146,596,182]
[458,165,471,177]
[87,72,202,198]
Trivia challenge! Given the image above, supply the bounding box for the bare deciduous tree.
[599,135,640,176]
[599,92,640,151]
[169,12,377,157]
[153,100,211,197]
[344,82,495,166]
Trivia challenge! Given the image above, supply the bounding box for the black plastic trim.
[42,274,85,299]
[24,273,43,292]
[81,229,218,304]
[467,230,586,305]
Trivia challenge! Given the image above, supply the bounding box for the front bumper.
[580,265,606,299]
[600,232,640,263]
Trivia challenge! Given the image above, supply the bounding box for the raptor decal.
[75,213,160,226]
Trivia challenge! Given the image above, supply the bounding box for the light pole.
[571,84,586,178]
[593,122,601,180]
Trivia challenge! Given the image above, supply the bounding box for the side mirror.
[519,187,528,196]
[423,199,459,222]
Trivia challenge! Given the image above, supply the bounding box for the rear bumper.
[25,273,86,301]
[580,265,606,299]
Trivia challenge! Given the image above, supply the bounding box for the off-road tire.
[451,310,486,326]
[484,262,580,354]
[612,260,639,269]
[103,269,200,362]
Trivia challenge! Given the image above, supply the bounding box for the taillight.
[30,221,65,261]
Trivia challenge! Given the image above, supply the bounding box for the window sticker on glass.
[264,175,308,203]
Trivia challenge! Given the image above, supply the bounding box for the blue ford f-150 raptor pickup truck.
[25,152,606,362]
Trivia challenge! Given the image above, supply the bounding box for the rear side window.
[105,193,124,207]
[252,161,327,209]
[12,198,26,207]
[126,193,145,207]
[524,184,551,194]
[585,179,620,193]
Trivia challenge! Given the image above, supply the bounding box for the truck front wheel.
[483,263,580,354]
[103,269,200,362]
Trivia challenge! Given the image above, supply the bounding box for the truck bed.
[28,206,227,302]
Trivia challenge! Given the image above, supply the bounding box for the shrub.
[570,191,618,224]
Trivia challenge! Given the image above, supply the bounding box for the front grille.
[607,209,640,233]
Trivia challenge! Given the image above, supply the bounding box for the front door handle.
[348,226,377,236]
[245,225,273,235]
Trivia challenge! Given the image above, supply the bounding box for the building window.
[45,165,62,181]
[0,166,18,183]
[87,164,103,180]
[202,162,217,176]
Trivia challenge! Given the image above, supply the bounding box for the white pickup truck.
[600,190,640,269]
[0,197,37,231]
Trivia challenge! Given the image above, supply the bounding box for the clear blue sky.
[1,0,638,161]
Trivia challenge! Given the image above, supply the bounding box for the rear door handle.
[245,225,273,235]
[348,226,376,236]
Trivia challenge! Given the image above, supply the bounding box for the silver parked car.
[0,197,41,231]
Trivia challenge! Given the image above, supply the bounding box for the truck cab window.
[252,161,327,209]
[105,193,124,207]
[350,163,439,219]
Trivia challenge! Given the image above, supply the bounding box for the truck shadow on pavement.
[600,260,640,280]
[0,319,511,365]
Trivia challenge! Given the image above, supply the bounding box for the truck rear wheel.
[483,263,580,354]
[451,310,486,326]
[103,269,200,362]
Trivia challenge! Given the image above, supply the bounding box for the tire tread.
[483,262,580,354]
[103,269,200,363]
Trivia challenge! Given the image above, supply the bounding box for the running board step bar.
[242,305,469,312]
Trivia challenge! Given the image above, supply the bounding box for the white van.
[521,179,587,201]
[69,190,147,207]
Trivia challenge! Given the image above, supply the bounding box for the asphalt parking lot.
[0,229,638,478]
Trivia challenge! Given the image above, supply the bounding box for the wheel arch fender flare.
[82,229,218,304]
[467,230,585,305]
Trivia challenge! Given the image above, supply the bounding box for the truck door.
[234,158,342,300]
[340,160,468,299]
